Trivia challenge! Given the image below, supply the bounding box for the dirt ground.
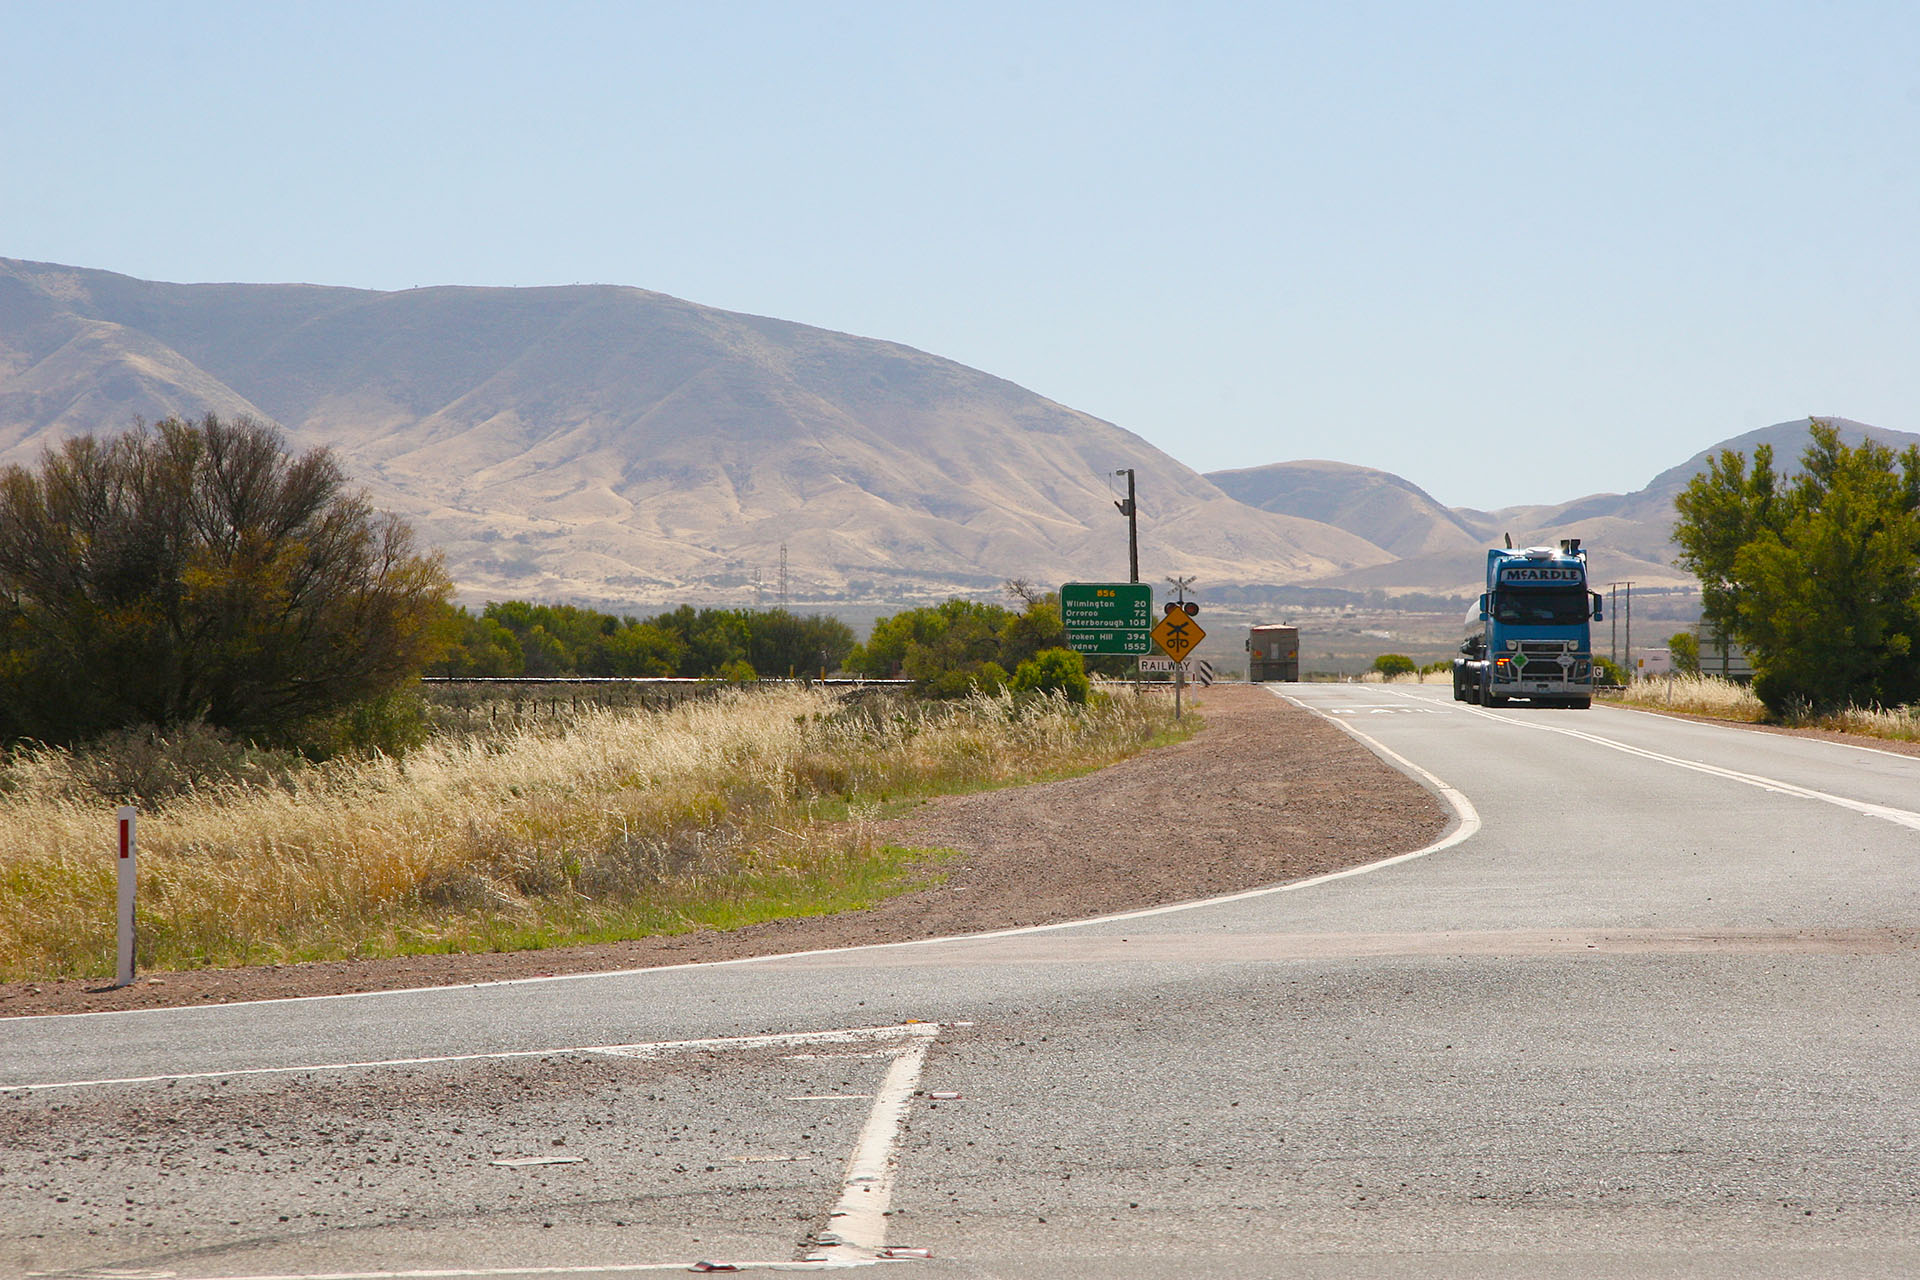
[0,685,1448,1019]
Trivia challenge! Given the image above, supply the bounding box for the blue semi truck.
[1453,539,1603,709]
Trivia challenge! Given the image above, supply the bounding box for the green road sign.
[1061,582,1153,655]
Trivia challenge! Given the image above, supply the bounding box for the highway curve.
[3,682,1916,1278]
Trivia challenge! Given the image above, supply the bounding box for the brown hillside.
[0,259,1390,605]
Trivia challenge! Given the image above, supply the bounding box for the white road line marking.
[1384,685,1920,832]
[26,1030,946,1279]
[813,1034,934,1262]
[1604,699,1920,764]
[2,1023,938,1094]
[1275,687,1482,861]
[785,1094,872,1101]
[81,1261,851,1279]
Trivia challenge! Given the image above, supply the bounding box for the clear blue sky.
[5,2,1917,510]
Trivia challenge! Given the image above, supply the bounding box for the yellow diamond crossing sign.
[1151,610,1205,663]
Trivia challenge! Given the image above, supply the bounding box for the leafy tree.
[601,619,685,676]
[847,600,1014,678]
[746,609,856,678]
[437,601,849,679]
[1666,630,1700,675]
[0,415,451,745]
[849,599,1013,677]
[1673,440,1781,652]
[900,605,1011,697]
[852,594,1146,694]
[651,605,755,677]
[1371,653,1417,678]
[997,598,1067,670]
[1674,420,1920,714]
[1735,427,1920,712]
[437,607,524,677]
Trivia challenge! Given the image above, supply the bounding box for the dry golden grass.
[1606,670,1920,744]
[1784,703,1920,741]
[0,686,1184,981]
[1606,674,1769,721]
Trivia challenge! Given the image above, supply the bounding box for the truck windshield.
[1492,586,1589,625]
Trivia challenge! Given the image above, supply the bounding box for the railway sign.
[1062,582,1153,655]
[1151,610,1205,663]
[1137,656,1176,673]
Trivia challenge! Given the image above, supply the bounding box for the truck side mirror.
[1591,591,1603,621]
[1478,593,1489,621]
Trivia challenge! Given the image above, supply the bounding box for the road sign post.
[1149,610,1205,664]
[1061,583,1153,656]
[1151,609,1206,719]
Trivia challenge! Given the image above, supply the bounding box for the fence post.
[116,806,137,988]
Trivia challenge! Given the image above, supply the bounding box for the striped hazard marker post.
[116,806,136,988]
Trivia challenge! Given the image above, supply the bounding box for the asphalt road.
[3,684,1916,1279]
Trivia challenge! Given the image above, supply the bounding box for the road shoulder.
[0,685,1448,1018]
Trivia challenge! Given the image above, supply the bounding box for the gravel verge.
[0,686,1449,1019]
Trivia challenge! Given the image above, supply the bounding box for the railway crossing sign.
[1151,609,1205,663]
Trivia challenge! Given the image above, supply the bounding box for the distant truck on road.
[1454,540,1603,708]
[1247,624,1299,682]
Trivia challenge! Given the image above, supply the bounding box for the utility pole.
[1606,581,1635,675]
[1624,581,1632,678]
[1609,584,1618,669]
[1113,469,1138,583]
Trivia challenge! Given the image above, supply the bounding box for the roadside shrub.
[1371,654,1417,678]
[1010,647,1091,704]
[7,722,303,806]
[307,689,435,759]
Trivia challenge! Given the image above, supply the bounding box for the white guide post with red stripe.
[116,806,136,988]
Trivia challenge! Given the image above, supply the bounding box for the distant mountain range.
[0,257,1389,605]
[2,256,1908,609]
[1208,416,1920,597]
